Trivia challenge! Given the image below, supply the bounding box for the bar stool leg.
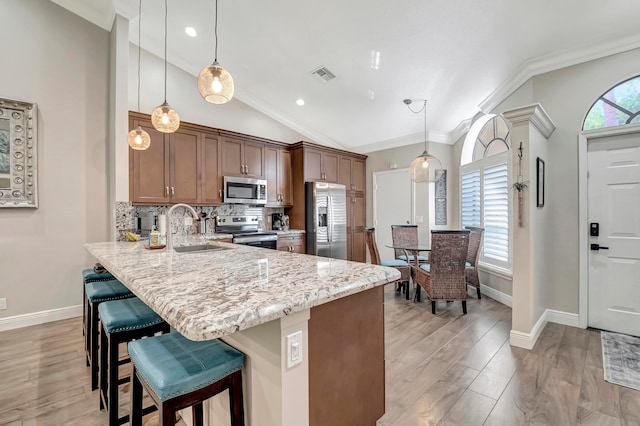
[130,365,143,426]
[192,403,204,426]
[90,302,100,390]
[230,371,245,426]
[107,332,120,425]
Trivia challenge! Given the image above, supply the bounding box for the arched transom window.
[583,75,640,130]
[461,115,511,271]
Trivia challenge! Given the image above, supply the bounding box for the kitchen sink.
[174,244,232,253]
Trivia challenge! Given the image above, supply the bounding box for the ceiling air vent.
[311,66,336,83]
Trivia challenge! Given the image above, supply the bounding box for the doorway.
[580,126,640,336]
[372,169,414,260]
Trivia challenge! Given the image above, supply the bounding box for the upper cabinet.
[338,156,365,192]
[220,136,264,178]
[129,117,201,205]
[265,146,292,207]
[129,112,288,207]
[304,148,339,182]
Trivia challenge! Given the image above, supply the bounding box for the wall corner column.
[108,14,130,241]
[503,103,555,349]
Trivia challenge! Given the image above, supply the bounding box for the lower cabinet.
[277,233,305,253]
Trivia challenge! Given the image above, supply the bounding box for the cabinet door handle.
[165,186,169,197]
[171,187,175,196]
[219,189,223,198]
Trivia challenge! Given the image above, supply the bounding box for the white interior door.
[373,169,413,261]
[588,132,640,336]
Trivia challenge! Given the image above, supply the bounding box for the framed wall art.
[536,157,545,208]
[0,97,37,208]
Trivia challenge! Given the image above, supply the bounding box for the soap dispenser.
[148,226,160,247]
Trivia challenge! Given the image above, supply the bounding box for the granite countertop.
[84,240,399,341]
[274,229,305,235]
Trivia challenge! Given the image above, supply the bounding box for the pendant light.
[128,0,151,150]
[151,0,180,133]
[405,99,442,182]
[196,0,234,104]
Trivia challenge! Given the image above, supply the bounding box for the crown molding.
[503,103,556,138]
[479,33,640,113]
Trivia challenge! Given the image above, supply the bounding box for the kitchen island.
[85,239,399,426]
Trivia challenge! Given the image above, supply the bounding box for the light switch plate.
[286,331,302,369]
[0,298,6,310]
[184,217,193,226]
[415,215,424,224]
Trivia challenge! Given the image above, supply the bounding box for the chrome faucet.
[166,203,199,250]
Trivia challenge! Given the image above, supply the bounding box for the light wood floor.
[1,288,639,425]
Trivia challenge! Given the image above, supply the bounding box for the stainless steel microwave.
[223,176,267,205]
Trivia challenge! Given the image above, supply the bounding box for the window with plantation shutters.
[461,171,480,228]
[483,163,509,265]
[461,152,511,270]
[460,114,511,271]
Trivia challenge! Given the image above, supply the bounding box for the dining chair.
[391,225,429,264]
[465,226,484,299]
[412,230,470,314]
[364,227,411,297]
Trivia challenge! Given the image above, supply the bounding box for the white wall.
[0,0,110,320]
[365,141,453,245]
[494,48,640,314]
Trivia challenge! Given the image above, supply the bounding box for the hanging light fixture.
[151,0,180,133]
[405,99,442,182]
[196,0,234,104]
[128,0,151,150]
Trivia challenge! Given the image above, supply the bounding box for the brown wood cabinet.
[129,116,201,205]
[347,192,366,262]
[339,156,366,192]
[220,136,264,178]
[304,148,339,182]
[288,142,367,262]
[201,133,222,205]
[277,233,305,253]
[265,146,292,207]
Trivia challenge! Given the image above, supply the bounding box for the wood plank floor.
[1,287,639,425]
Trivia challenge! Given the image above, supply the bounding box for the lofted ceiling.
[52,0,640,152]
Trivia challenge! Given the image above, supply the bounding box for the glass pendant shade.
[128,125,151,150]
[197,61,234,104]
[151,101,180,133]
[409,150,442,183]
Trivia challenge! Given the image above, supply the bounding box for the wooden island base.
[197,286,385,426]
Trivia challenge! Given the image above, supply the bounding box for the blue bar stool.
[128,332,245,426]
[85,279,134,390]
[98,297,170,425]
[82,268,115,365]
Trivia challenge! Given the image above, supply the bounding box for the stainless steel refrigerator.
[305,182,348,260]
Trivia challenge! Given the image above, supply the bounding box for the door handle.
[590,243,609,251]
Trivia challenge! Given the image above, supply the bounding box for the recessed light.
[185,27,197,37]
[296,99,305,106]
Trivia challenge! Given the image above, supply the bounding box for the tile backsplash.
[115,201,284,241]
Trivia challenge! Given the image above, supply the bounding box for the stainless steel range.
[215,215,278,249]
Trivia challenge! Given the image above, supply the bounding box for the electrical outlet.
[0,298,6,310]
[286,331,302,369]
[184,217,193,226]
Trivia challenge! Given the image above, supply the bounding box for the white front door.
[588,132,640,336]
[373,169,413,261]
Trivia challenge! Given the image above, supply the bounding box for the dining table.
[385,243,431,300]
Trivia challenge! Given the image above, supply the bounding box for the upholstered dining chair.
[365,227,411,297]
[391,225,429,264]
[465,226,484,299]
[412,230,470,314]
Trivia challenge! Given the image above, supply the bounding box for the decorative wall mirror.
[0,97,37,208]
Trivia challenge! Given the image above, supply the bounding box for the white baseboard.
[546,309,581,328]
[478,284,512,307]
[509,308,582,350]
[510,310,548,350]
[0,305,82,332]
